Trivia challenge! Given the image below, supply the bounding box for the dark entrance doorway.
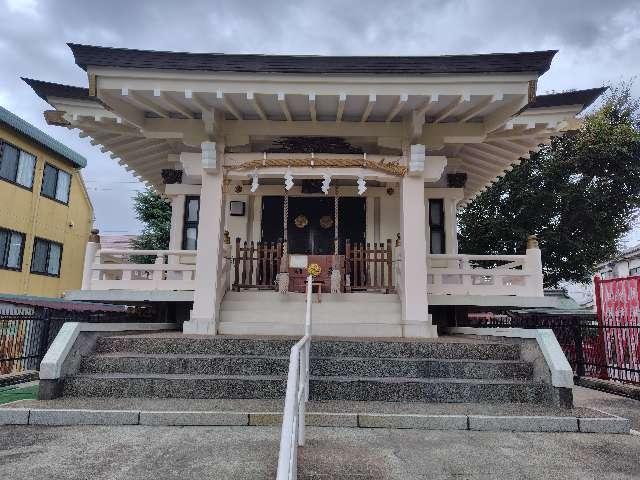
[288,197,333,254]
[260,196,366,254]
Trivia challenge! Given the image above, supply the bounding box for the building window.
[182,196,200,250]
[41,163,71,204]
[630,267,640,277]
[30,237,63,277]
[0,227,25,271]
[429,199,445,254]
[0,141,36,189]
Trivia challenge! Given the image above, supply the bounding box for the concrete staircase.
[63,336,555,404]
[218,292,403,337]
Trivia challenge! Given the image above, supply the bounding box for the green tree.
[130,188,171,257]
[458,84,640,287]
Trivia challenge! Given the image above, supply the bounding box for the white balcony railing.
[427,251,544,297]
[85,249,197,291]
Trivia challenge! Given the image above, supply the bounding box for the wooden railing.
[345,239,394,293]
[232,238,282,291]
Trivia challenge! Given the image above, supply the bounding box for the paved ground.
[0,424,638,480]
[0,385,638,479]
[574,386,640,429]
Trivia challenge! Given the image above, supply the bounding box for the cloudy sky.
[1,0,639,244]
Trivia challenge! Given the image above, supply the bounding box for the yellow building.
[0,105,93,297]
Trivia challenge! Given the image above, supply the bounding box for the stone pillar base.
[183,317,217,335]
[403,315,438,338]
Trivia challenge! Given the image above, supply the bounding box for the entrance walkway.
[1,423,638,480]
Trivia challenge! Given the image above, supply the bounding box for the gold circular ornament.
[319,215,334,229]
[294,214,309,228]
[307,263,322,277]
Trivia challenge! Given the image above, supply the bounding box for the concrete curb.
[359,413,467,430]
[0,407,631,433]
[469,415,578,432]
[139,411,248,426]
[29,409,139,426]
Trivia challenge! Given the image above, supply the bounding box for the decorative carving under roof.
[266,137,363,154]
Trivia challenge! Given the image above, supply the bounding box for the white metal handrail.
[276,275,313,480]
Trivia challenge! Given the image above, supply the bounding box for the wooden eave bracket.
[44,110,70,127]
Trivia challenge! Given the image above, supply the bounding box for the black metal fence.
[455,310,640,387]
[0,306,156,379]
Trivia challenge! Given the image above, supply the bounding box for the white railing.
[427,250,544,297]
[87,249,197,291]
[276,275,313,480]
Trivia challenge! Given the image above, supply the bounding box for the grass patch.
[0,383,39,405]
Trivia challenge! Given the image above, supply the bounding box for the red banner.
[596,276,640,383]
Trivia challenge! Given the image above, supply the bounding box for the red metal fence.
[456,276,640,389]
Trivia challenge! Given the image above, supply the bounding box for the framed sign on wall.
[229,201,245,216]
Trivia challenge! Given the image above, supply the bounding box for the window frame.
[40,162,71,205]
[428,199,446,255]
[182,195,200,250]
[0,227,26,272]
[30,237,64,278]
[0,140,37,191]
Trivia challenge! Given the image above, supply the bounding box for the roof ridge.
[67,42,558,59]
[66,43,557,76]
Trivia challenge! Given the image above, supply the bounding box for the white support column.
[399,171,437,338]
[167,194,186,279]
[168,194,186,251]
[444,198,458,254]
[184,141,225,335]
[526,235,544,297]
[81,229,101,290]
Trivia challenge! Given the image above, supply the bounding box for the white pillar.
[613,261,630,278]
[166,194,186,280]
[81,229,100,290]
[444,198,458,254]
[184,142,225,335]
[526,235,544,297]
[168,194,186,251]
[399,175,437,338]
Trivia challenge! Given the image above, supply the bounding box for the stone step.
[220,301,402,315]
[94,336,521,361]
[80,354,290,376]
[216,321,405,338]
[309,376,554,404]
[223,291,400,303]
[63,373,286,399]
[219,309,401,324]
[79,353,532,380]
[311,357,533,380]
[63,373,550,403]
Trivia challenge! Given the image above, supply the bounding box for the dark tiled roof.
[0,104,87,168]
[22,77,93,105]
[0,293,126,312]
[527,87,608,111]
[68,43,557,76]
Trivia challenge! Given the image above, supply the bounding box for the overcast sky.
[1,0,639,244]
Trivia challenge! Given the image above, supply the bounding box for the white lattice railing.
[427,252,544,297]
[86,249,197,291]
[276,275,313,480]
